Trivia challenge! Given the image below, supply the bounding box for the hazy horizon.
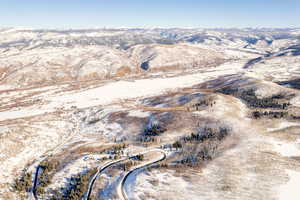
[2,26,300,30]
[1,0,300,29]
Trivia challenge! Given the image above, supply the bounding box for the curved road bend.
[118,149,166,200]
[84,158,127,200]
[85,149,166,200]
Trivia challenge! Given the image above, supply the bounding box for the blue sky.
[0,0,299,28]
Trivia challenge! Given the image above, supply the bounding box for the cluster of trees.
[134,154,144,161]
[139,123,166,144]
[151,162,169,169]
[172,141,183,150]
[278,78,300,90]
[101,144,128,160]
[169,126,230,167]
[152,126,232,169]
[219,88,291,109]
[107,143,128,154]
[166,141,219,168]
[238,89,290,109]
[144,123,167,137]
[165,126,230,152]
[252,111,288,119]
[60,168,97,200]
[178,154,198,166]
[252,111,300,120]
[35,159,60,196]
[119,154,144,171]
[177,141,218,167]
[139,136,159,144]
[271,93,287,99]
[291,114,300,120]
[119,160,136,171]
[180,127,229,144]
[13,171,32,193]
[105,143,127,155]
[217,87,238,95]
[188,99,215,111]
[196,142,218,161]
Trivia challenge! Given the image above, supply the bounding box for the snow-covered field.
[0,60,245,121]
[279,170,300,200]
[1,28,300,200]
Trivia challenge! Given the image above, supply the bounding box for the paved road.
[31,165,41,200]
[118,149,167,200]
[85,149,166,200]
[84,158,127,200]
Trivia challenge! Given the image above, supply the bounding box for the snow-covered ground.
[270,138,300,157]
[279,170,300,200]
[1,28,300,200]
[0,60,246,121]
[132,169,200,200]
[267,122,300,132]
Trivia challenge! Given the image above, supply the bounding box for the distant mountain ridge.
[0,28,299,89]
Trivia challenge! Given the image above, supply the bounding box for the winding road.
[31,166,41,200]
[31,147,166,200]
[85,149,166,200]
[84,158,127,200]
[118,149,166,200]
